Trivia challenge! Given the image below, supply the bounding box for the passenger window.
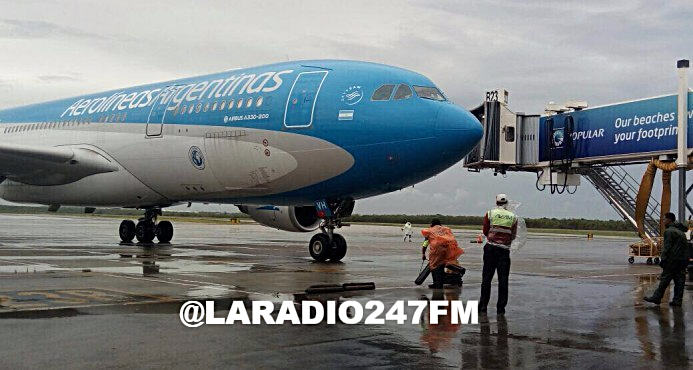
[212,102,218,111]
[246,97,253,108]
[256,96,263,107]
[220,100,226,110]
[195,103,202,113]
[189,105,194,114]
[237,99,243,108]
[371,84,395,101]
[228,100,235,110]
[393,84,413,100]
[181,105,187,114]
[204,102,210,112]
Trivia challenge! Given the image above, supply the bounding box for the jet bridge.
[464,62,693,240]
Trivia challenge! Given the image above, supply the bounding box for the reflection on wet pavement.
[0,214,690,368]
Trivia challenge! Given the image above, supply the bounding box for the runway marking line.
[0,288,173,311]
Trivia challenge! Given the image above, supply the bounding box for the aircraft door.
[146,85,177,137]
[284,71,328,128]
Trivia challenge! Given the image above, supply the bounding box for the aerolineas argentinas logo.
[188,146,205,170]
[179,300,479,326]
[341,85,364,106]
[60,69,294,118]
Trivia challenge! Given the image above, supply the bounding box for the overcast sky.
[1,0,691,219]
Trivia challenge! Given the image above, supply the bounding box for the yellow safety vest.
[488,208,516,233]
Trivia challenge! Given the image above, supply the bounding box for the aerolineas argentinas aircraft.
[0,60,482,261]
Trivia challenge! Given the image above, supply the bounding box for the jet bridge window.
[505,126,515,142]
[371,84,395,101]
[393,84,413,100]
[413,86,446,101]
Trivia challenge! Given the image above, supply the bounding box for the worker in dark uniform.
[479,194,517,314]
[644,212,690,306]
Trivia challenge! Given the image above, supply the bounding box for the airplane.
[0,60,483,261]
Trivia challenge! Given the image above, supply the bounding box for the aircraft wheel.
[156,221,174,243]
[330,234,347,262]
[119,220,136,242]
[653,257,660,265]
[309,234,332,262]
[628,256,634,264]
[646,257,653,265]
[135,221,155,243]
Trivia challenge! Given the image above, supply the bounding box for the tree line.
[345,214,634,231]
[0,205,635,232]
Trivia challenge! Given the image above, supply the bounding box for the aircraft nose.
[435,104,483,153]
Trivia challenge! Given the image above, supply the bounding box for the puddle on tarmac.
[172,249,251,258]
[0,254,121,260]
[186,285,239,298]
[90,259,253,275]
[0,264,63,273]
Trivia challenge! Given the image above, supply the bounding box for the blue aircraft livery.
[0,60,482,256]
[540,93,693,162]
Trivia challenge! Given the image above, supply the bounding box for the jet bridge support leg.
[680,169,688,222]
[677,60,689,223]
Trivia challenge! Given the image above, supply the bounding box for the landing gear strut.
[308,200,354,262]
[118,208,174,243]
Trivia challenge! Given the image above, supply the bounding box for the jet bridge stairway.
[579,166,661,239]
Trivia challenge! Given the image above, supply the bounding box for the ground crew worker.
[421,219,464,289]
[644,213,690,306]
[402,222,413,242]
[479,194,517,314]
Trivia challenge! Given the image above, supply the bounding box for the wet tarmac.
[0,214,691,369]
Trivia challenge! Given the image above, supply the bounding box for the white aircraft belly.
[0,123,355,205]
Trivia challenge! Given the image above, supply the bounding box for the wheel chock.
[342,282,376,291]
[305,284,344,294]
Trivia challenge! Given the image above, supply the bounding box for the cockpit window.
[413,86,446,101]
[393,84,413,100]
[371,84,395,101]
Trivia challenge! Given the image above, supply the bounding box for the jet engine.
[237,205,321,232]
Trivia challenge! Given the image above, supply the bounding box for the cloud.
[37,74,81,83]
[0,18,103,40]
[0,0,690,219]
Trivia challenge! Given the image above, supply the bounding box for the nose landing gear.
[308,200,354,262]
[118,208,174,243]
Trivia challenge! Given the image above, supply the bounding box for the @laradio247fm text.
[180,300,479,327]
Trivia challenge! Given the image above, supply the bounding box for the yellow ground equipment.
[632,155,692,264]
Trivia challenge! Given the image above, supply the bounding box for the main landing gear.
[308,200,354,262]
[118,208,173,243]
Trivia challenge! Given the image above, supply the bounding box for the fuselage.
[0,60,482,207]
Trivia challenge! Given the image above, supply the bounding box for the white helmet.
[496,194,508,204]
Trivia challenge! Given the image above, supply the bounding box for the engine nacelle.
[238,205,321,232]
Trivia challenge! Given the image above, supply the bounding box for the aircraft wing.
[0,143,119,186]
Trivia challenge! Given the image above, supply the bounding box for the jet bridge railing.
[579,166,661,239]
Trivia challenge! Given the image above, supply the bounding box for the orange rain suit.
[421,225,464,269]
